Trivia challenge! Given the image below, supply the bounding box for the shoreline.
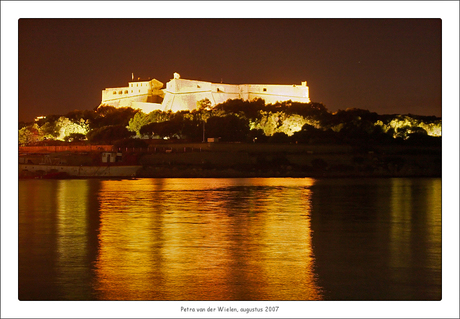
[135,166,441,179]
[19,142,441,179]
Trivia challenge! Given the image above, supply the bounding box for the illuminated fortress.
[100,73,310,113]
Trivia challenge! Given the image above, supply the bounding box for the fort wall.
[101,79,164,109]
[100,73,310,113]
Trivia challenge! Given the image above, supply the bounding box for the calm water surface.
[18,178,441,300]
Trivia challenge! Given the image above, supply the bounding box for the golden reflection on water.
[93,178,322,300]
[426,179,442,272]
[56,180,91,299]
[389,178,442,295]
[389,178,413,269]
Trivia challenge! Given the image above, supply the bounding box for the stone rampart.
[100,73,310,113]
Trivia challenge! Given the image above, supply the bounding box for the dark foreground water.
[18,177,441,301]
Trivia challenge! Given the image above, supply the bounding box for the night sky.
[18,18,442,122]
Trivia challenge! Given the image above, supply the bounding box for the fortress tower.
[100,78,164,113]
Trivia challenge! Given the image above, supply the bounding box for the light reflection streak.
[93,178,322,300]
[426,179,442,272]
[389,178,413,270]
[244,184,320,300]
[56,180,90,299]
[389,178,442,297]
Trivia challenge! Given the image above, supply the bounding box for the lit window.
[131,90,133,93]
[131,84,133,87]
[119,91,123,94]
[124,90,128,94]
[137,84,138,87]
[113,91,117,94]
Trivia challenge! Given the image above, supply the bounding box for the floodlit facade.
[100,73,310,113]
[100,78,165,113]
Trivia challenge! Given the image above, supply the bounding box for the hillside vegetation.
[19,99,441,147]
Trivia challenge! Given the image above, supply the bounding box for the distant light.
[34,116,46,122]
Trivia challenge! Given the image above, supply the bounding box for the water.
[18,177,441,301]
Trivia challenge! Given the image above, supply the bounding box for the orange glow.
[92,178,322,300]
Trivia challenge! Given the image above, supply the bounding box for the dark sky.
[18,18,442,122]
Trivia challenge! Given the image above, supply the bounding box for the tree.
[138,121,180,139]
[93,106,139,128]
[205,115,250,142]
[18,124,40,145]
[180,118,203,141]
[215,98,265,120]
[139,122,159,138]
[280,101,329,120]
[54,117,89,141]
[128,112,150,136]
[408,126,428,136]
[292,124,321,144]
[39,121,60,139]
[160,120,182,139]
[65,109,96,123]
[86,125,134,144]
[268,132,291,143]
[147,110,172,123]
[197,98,212,111]
[64,133,86,142]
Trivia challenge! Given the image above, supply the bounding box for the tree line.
[19,99,441,146]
